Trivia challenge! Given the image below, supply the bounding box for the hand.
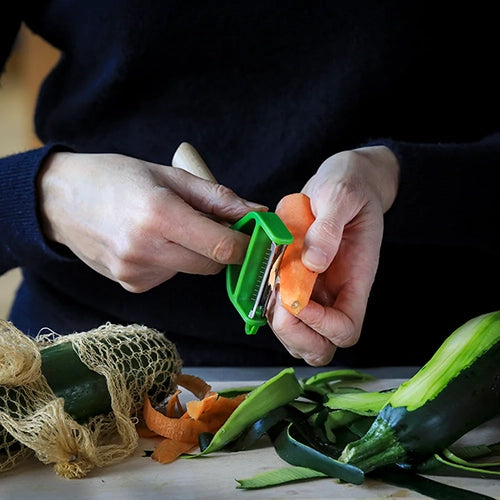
[37,152,266,292]
[267,146,400,366]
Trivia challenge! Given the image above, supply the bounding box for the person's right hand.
[266,146,400,366]
[37,151,266,292]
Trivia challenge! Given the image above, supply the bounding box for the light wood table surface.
[2,367,498,500]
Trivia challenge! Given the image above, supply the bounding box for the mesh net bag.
[0,320,182,478]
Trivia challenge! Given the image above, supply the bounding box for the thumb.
[302,215,342,273]
[302,198,356,273]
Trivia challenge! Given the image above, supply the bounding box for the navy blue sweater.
[1,2,499,366]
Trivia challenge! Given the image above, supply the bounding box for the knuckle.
[212,183,237,202]
[333,321,360,348]
[312,217,342,243]
[209,185,246,218]
[199,260,225,276]
[108,241,142,285]
[202,184,234,210]
[305,350,335,367]
[111,261,136,286]
[272,321,286,337]
[112,236,138,264]
[306,309,360,348]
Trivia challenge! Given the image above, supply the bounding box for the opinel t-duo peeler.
[172,142,293,335]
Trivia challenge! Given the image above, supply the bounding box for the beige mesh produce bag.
[0,320,182,478]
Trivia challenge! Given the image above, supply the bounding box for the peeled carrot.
[275,193,317,315]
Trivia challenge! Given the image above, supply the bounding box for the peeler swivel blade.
[226,211,293,335]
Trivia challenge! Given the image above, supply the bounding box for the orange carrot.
[275,193,317,314]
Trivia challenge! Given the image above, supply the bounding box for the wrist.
[353,145,400,212]
[36,152,72,244]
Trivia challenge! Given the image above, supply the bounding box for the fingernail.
[304,246,328,272]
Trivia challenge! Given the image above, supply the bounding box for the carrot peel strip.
[143,374,247,464]
[151,438,197,464]
[136,421,160,438]
[185,393,218,420]
[175,373,213,399]
[165,389,183,418]
[143,395,209,443]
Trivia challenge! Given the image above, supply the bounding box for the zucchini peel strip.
[179,313,500,498]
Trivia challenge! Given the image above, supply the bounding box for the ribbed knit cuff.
[0,144,75,271]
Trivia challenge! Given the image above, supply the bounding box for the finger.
[115,242,226,293]
[270,298,337,366]
[92,246,225,294]
[157,196,251,265]
[296,296,363,349]
[128,237,225,273]
[164,167,268,221]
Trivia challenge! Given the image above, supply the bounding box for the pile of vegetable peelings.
[139,310,500,500]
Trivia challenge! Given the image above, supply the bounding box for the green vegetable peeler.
[226,211,293,335]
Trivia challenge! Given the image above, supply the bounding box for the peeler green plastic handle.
[226,211,293,335]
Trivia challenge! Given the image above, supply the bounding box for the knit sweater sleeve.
[369,133,500,256]
[1,12,73,274]
[0,146,75,274]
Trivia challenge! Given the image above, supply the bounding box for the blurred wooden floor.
[0,26,59,319]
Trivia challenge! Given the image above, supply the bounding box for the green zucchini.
[40,342,112,422]
[339,310,500,472]
[39,331,181,423]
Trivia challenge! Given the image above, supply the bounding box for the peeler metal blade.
[248,241,285,320]
[226,211,293,335]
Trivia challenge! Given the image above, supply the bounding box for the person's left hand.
[266,146,400,366]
